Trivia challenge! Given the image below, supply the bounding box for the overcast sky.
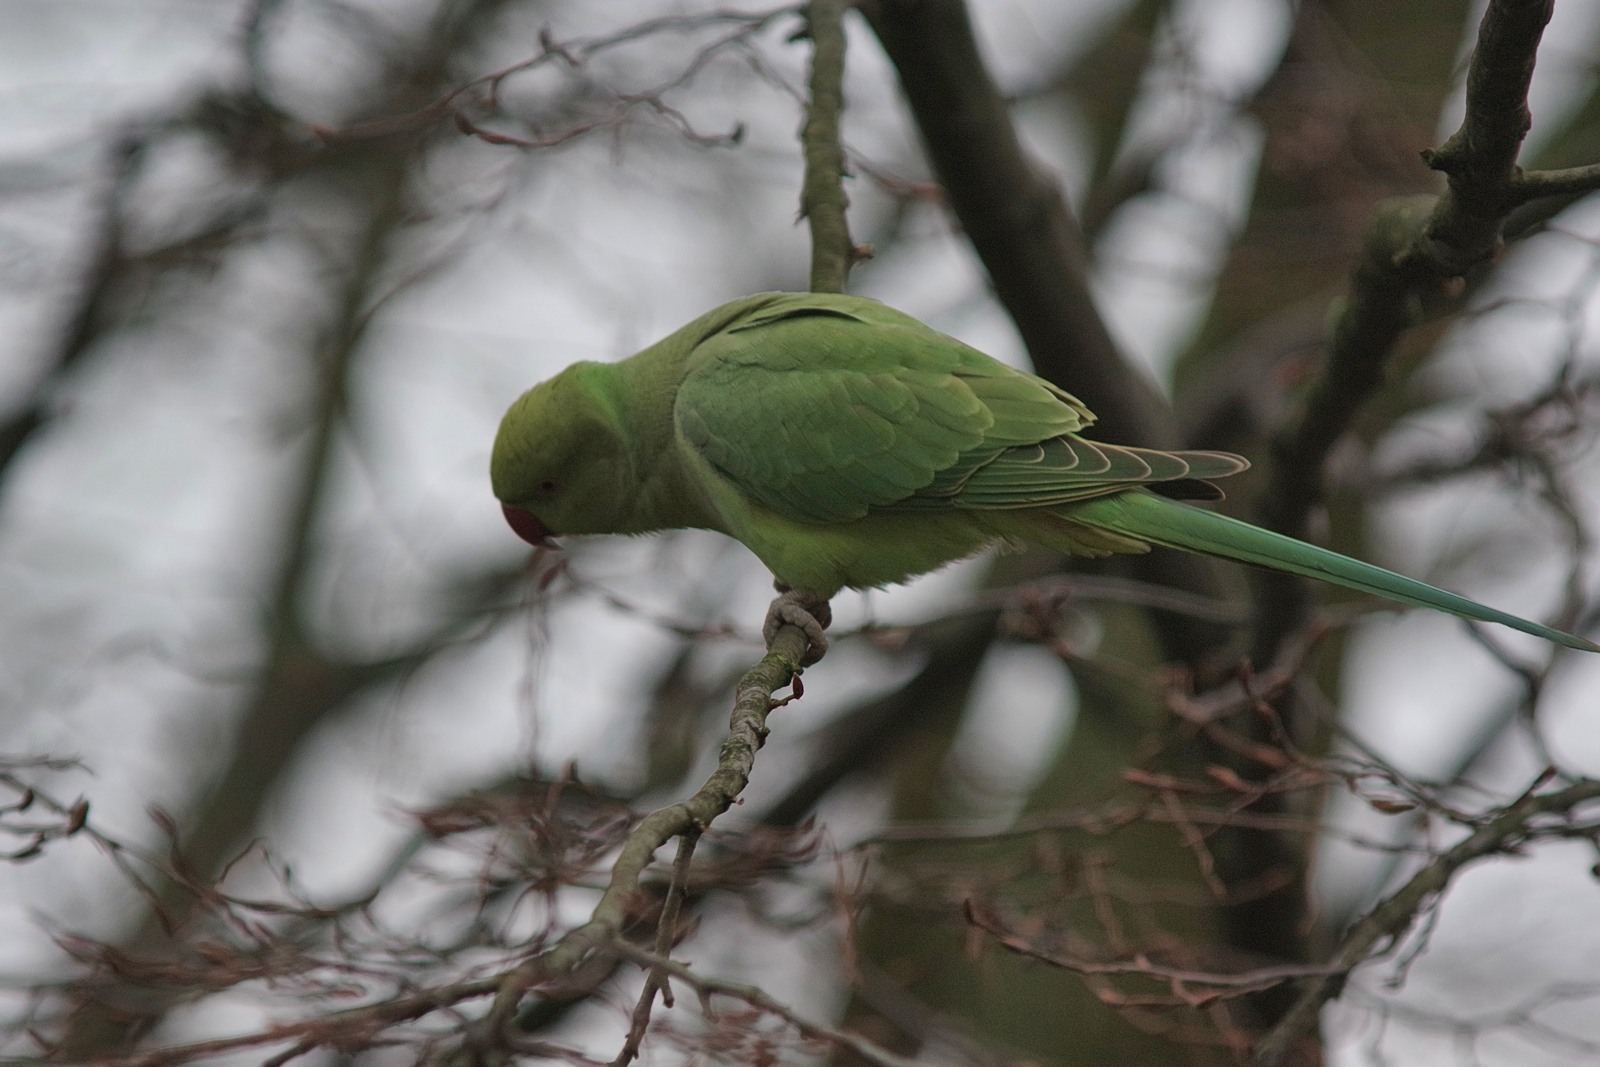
[2,1,1600,1063]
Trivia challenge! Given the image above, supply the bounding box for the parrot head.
[490,362,635,546]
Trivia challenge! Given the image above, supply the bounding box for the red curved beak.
[502,503,557,548]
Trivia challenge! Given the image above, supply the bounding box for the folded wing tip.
[1148,478,1225,501]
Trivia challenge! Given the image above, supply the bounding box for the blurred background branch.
[0,1,1598,1065]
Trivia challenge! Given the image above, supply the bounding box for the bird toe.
[764,589,832,667]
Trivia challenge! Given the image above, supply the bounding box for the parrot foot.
[764,588,832,667]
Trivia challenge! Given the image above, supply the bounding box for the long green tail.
[1061,490,1599,653]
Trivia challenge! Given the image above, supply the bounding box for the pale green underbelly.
[725,506,1002,595]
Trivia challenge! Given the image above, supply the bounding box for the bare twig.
[464,626,809,1057]
[318,8,793,150]
[610,830,700,1066]
[78,979,505,1067]
[965,900,1341,1007]
[595,938,919,1067]
[1250,778,1600,1067]
[1506,161,1600,203]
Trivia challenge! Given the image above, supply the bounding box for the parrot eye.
[532,478,563,498]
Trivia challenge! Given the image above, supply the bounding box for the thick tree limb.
[1253,0,1578,659]
[1503,56,1600,238]
[1414,0,1553,268]
[1069,0,1170,241]
[856,0,1174,452]
[860,0,1231,666]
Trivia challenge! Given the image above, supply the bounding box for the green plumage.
[491,293,1598,654]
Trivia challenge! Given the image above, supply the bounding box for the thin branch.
[1250,778,1600,1067]
[466,626,810,1055]
[965,900,1341,1006]
[318,8,793,148]
[597,938,919,1067]
[758,611,997,829]
[799,0,856,293]
[610,830,700,1066]
[0,134,140,489]
[1345,981,1600,1059]
[585,626,802,927]
[83,978,504,1067]
[1507,162,1600,204]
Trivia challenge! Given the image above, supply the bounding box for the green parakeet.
[491,292,1597,660]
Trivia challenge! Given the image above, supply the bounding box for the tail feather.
[1059,490,1599,653]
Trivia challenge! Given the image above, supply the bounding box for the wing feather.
[673,293,1247,523]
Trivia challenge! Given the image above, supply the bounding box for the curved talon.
[764,589,832,667]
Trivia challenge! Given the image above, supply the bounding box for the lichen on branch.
[799,0,856,294]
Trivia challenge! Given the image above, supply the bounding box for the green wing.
[674,293,1244,523]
